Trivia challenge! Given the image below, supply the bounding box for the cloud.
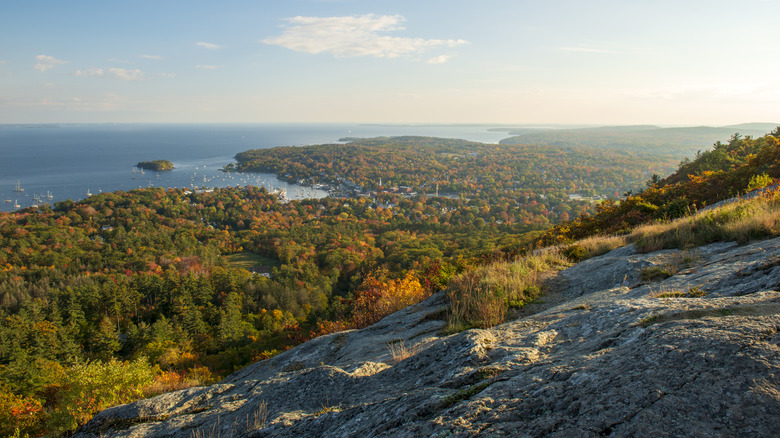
[262,14,467,59]
[109,68,144,81]
[196,42,221,49]
[34,55,68,72]
[140,54,163,60]
[558,47,617,54]
[195,64,220,69]
[426,55,452,64]
[158,72,176,78]
[75,67,104,77]
[75,67,145,81]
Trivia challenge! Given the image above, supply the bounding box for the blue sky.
[2,0,779,125]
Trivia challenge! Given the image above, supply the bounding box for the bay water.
[0,123,510,212]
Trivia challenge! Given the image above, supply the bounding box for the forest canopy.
[235,136,678,200]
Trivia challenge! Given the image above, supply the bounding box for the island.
[136,160,174,171]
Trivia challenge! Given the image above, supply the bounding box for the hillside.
[540,128,780,244]
[76,222,780,437]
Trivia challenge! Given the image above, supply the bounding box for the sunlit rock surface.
[77,237,780,437]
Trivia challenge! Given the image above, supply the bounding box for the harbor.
[1,163,328,213]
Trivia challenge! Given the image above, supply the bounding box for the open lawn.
[225,252,277,270]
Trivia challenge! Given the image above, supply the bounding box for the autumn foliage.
[2,131,776,435]
[540,129,780,245]
[350,270,428,327]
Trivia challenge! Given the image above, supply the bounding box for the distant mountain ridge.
[499,123,779,157]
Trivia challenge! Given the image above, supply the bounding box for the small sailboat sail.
[13,180,24,192]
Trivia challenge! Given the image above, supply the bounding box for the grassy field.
[225,252,277,270]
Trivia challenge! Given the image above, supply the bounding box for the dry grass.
[445,191,780,333]
[247,400,268,431]
[564,190,780,257]
[630,192,780,252]
[652,286,707,298]
[314,398,341,416]
[387,340,423,364]
[445,249,570,330]
[565,234,629,261]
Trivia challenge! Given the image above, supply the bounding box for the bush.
[0,385,44,437]
[564,244,587,262]
[747,173,772,192]
[656,197,692,220]
[351,271,427,327]
[46,358,156,432]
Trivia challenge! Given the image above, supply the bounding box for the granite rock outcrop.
[77,236,780,437]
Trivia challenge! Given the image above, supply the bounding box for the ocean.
[0,123,511,212]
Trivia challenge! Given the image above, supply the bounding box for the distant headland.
[136,160,174,171]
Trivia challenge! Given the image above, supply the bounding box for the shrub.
[351,270,427,327]
[747,173,772,192]
[46,358,156,432]
[0,385,44,437]
[656,197,693,220]
[564,244,588,262]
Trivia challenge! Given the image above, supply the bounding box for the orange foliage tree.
[351,270,427,327]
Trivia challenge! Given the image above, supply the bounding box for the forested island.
[136,160,174,171]
[2,130,779,436]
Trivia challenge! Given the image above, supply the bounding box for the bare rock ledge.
[76,236,780,437]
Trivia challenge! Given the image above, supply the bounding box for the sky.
[2,0,779,125]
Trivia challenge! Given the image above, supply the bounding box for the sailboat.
[13,200,20,208]
[86,188,92,197]
[13,180,23,192]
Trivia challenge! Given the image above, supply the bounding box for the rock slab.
[77,237,780,437]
